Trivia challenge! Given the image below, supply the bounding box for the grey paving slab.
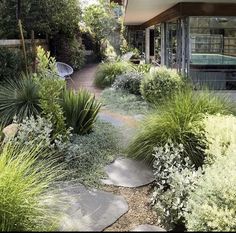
[102,157,155,188]
[47,182,128,231]
[131,224,166,232]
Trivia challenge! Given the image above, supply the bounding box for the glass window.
[189,17,236,90]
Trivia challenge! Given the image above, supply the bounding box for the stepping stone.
[102,157,155,188]
[131,224,166,232]
[47,182,128,231]
[98,112,125,127]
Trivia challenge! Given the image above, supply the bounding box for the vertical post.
[145,27,150,63]
[17,0,28,74]
[161,22,166,66]
[181,18,186,75]
[176,19,182,73]
[181,17,190,77]
[186,17,190,77]
[31,30,36,73]
[18,19,28,74]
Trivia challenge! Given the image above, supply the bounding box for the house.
[117,0,236,90]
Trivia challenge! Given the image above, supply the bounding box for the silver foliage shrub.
[14,116,71,149]
[152,143,202,230]
[12,116,120,186]
[112,72,143,95]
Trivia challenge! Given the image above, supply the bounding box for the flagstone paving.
[102,157,154,188]
[66,64,164,232]
[53,182,128,231]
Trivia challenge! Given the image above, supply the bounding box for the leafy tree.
[82,0,121,59]
[0,0,81,39]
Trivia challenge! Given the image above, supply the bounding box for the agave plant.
[61,89,101,135]
[0,77,42,126]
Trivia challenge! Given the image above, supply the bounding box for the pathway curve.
[67,64,164,232]
[67,64,102,98]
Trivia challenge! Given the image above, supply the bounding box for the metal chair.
[56,62,74,79]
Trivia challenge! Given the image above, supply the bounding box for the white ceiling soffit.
[124,0,236,25]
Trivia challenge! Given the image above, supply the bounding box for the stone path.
[51,182,128,231]
[64,64,164,232]
[67,64,102,98]
[102,157,154,188]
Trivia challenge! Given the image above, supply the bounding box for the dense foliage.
[186,147,236,231]
[140,67,184,104]
[112,72,143,95]
[152,143,202,230]
[0,0,81,38]
[53,36,85,70]
[0,48,22,82]
[82,0,121,59]
[35,46,67,136]
[94,61,134,88]
[203,114,236,165]
[127,88,235,166]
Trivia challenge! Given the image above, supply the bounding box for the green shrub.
[61,89,101,135]
[54,36,85,70]
[140,66,183,103]
[0,78,42,126]
[94,61,134,88]
[0,47,22,82]
[185,147,236,231]
[36,46,57,75]
[135,64,152,74]
[112,72,143,95]
[152,143,202,230]
[101,88,150,115]
[0,142,63,231]
[34,73,67,136]
[203,114,236,165]
[127,88,235,166]
[35,46,67,136]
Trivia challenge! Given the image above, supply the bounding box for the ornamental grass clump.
[127,88,236,167]
[0,142,63,232]
[0,78,41,127]
[94,61,134,88]
[61,89,101,135]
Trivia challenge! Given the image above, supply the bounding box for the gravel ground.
[102,184,159,232]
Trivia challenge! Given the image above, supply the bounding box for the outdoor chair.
[56,62,74,79]
[120,52,134,61]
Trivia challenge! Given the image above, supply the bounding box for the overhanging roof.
[125,0,236,26]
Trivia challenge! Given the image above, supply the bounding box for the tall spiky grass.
[0,77,41,126]
[0,142,63,232]
[127,88,236,167]
[61,89,101,135]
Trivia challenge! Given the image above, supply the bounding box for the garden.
[95,59,236,231]
[1,0,236,232]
